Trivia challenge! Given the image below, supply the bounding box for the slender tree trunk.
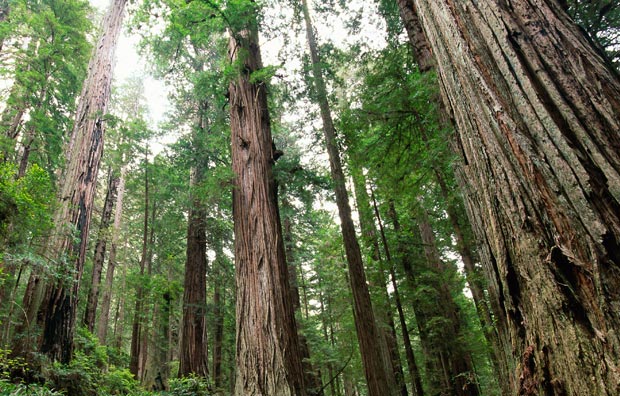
[113,263,127,349]
[396,0,434,72]
[300,2,391,394]
[130,153,150,379]
[33,0,126,364]
[98,164,126,343]
[350,166,407,396]
[83,169,119,332]
[178,162,209,378]
[282,197,324,396]
[228,8,306,394]
[212,242,225,389]
[411,1,620,394]
[372,198,425,396]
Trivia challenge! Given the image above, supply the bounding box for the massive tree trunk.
[37,0,126,363]
[228,8,306,394]
[411,1,620,394]
[83,169,119,332]
[300,1,391,394]
[97,164,127,343]
[178,161,209,378]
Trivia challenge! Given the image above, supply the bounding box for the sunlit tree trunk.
[412,1,620,393]
[36,0,126,363]
[300,1,391,394]
[228,7,306,394]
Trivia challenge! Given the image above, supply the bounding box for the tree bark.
[212,241,225,389]
[228,8,306,394]
[282,196,324,396]
[97,164,127,343]
[130,153,151,380]
[411,1,620,394]
[37,0,126,363]
[372,198,425,396]
[178,163,209,378]
[396,0,434,72]
[83,169,119,332]
[300,1,391,394]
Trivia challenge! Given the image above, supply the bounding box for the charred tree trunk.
[36,0,126,363]
[300,1,391,394]
[83,169,119,332]
[411,1,620,394]
[97,164,126,343]
[228,8,306,394]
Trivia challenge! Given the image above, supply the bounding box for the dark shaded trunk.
[35,0,127,364]
[212,243,225,389]
[228,10,306,394]
[412,1,620,393]
[83,169,119,332]
[282,197,324,396]
[130,154,150,380]
[178,164,209,378]
[396,0,434,72]
[372,198,425,396]
[300,1,391,394]
[97,164,126,343]
[350,166,407,396]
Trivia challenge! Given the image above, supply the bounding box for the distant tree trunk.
[349,166,407,396]
[83,169,119,332]
[0,0,8,53]
[396,0,434,72]
[36,0,126,363]
[98,164,127,343]
[372,197,425,396]
[212,242,225,389]
[300,2,391,394]
[433,169,508,393]
[412,1,620,393]
[282,196,324,396]
[228,9,306,395]
[178,162,209,378]
[113,264,127,350]
[144,291,172,391]
[416,209,479,395]
[130,153,150,380]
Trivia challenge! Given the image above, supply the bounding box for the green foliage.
[0,162,54,247]
[0,379,64,396]
[168,375,211,396]
[0,347,28,380]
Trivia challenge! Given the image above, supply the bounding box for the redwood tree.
[228,2,306,394]
[37,0,127,363]
[411,1,620,394]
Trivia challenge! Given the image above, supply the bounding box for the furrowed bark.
[228,7,306,394]
[412,0,620,394]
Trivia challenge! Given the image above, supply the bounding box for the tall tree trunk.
[228,8,306,394]
[282,196,324,396]
[300,2,391,394]
[130,153,150,379]
[350,166,407,396]
[98,164,127,343]
[36,0,126,363]
[83,169,119,332]
[411,1,620,394]
[212,241,225,390]
[372,198,425,396]
[416,209,479,395]
[178,162,209,378]
[396,0,434,72]
[433,168,508,393]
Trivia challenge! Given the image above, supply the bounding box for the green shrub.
[168,375,211,396]
[0,379,63,395]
